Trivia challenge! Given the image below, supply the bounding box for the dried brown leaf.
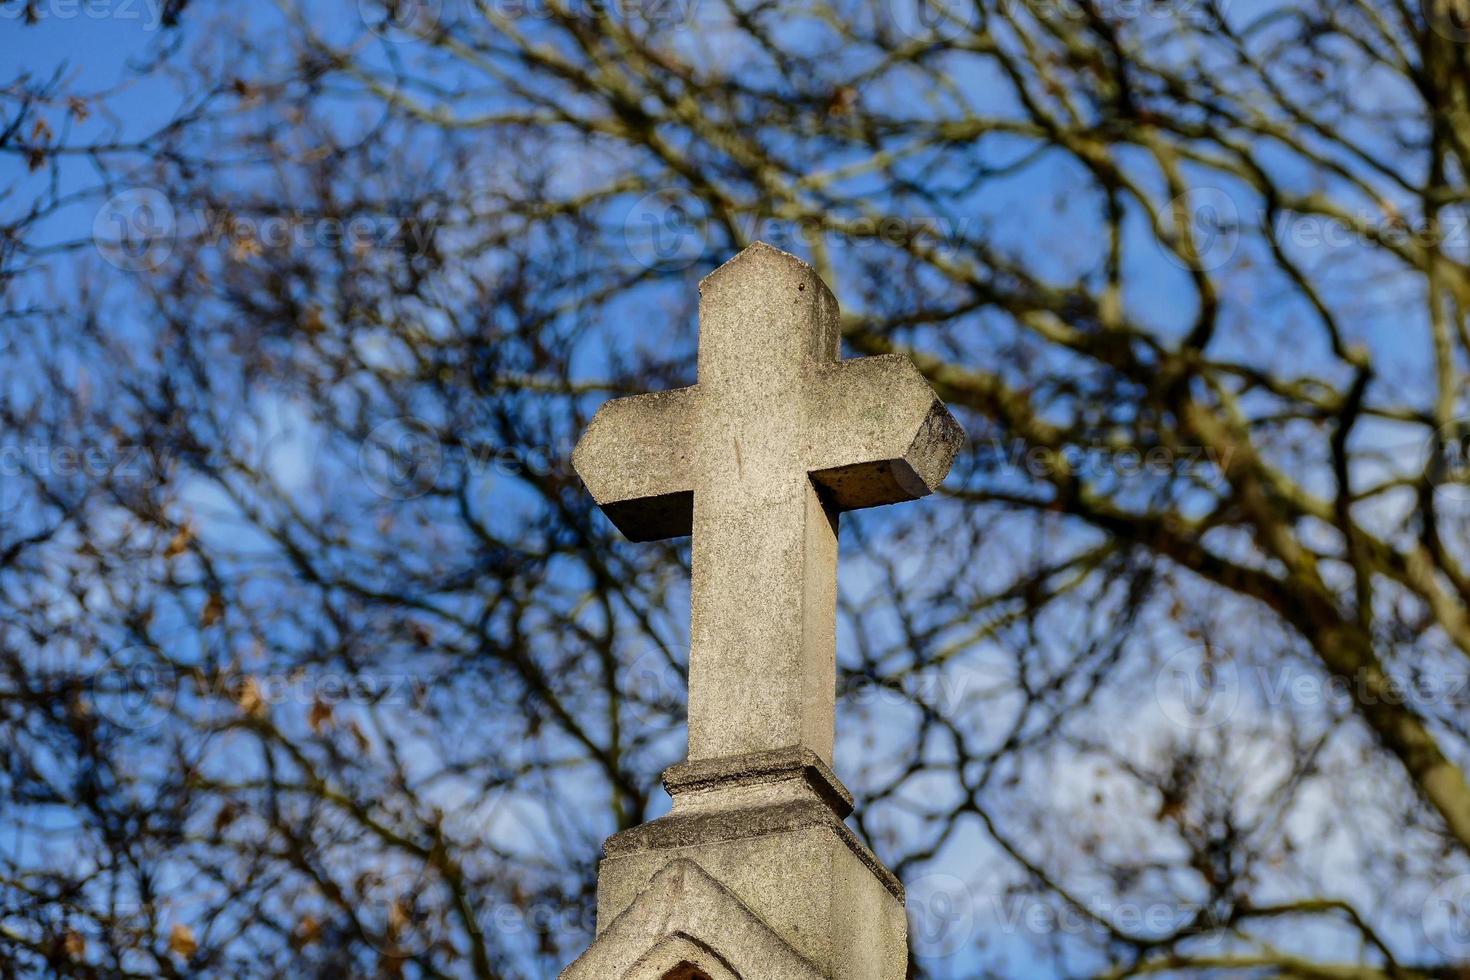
[168,923,197,958]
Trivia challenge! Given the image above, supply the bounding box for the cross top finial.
[694,241,841,387]
[574,242,965,765]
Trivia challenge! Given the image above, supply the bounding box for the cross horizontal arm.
[572,386,699,541]
[806,354,965,511]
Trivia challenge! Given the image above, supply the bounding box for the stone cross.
[573,242,964,767]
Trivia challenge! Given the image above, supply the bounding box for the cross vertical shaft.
[689,255,844,761]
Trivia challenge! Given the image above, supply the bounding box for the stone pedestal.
[561,748,907,980]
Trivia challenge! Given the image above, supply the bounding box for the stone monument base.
[561,747,907,980]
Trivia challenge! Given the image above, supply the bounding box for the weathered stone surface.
[605,749,902,903]
[572,241,965,765]
[566,244,961,980]
[593,832,906,979]
[572,387,697,542]
[662,745,855,818]
[561,858,824,980]
[588,748,908,979]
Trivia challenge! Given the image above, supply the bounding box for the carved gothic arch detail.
[559,858,822,980]
[623,932,740,980]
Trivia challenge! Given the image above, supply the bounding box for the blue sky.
[6,1,1463,974]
